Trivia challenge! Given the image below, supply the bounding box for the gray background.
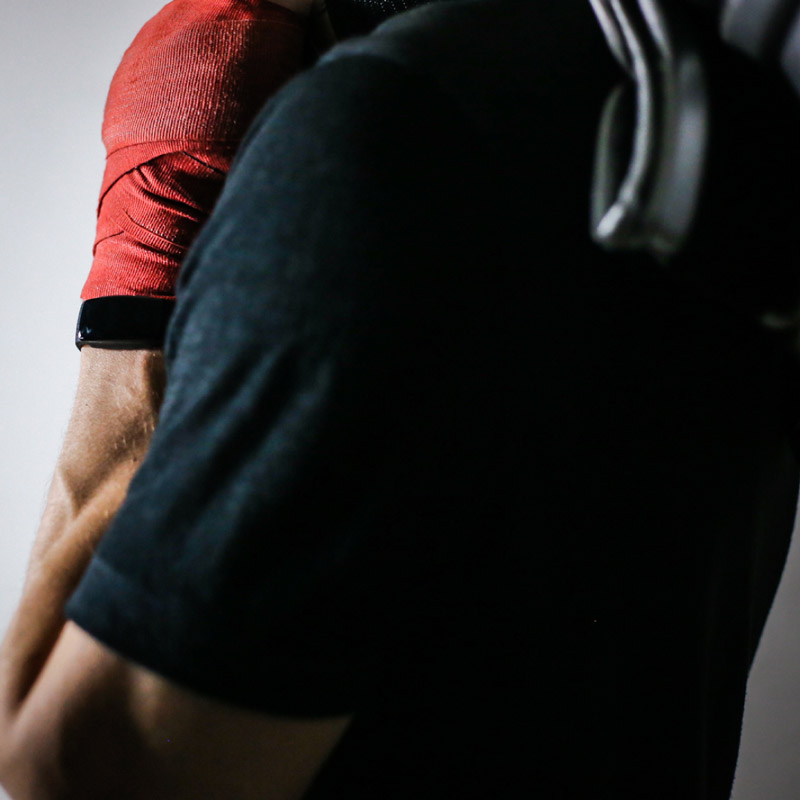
[0,2,797,797]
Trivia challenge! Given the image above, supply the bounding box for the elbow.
[0,750,58,800]
[0,710,69,800]
[0,701,19,797]
[0,704,152,800]
[0,733,32,800]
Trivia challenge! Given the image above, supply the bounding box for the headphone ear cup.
[721,0,800,59]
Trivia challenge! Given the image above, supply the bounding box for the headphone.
[590,0,800,271]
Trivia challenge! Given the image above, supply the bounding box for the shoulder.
[242,47,465,162]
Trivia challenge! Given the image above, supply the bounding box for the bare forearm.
[28,349,164,554]
[0,348,165,719]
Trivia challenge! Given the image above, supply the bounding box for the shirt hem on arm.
[65,554,369,718]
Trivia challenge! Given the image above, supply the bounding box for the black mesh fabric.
[325,0,434,37]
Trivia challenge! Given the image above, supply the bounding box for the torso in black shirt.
[67,2,800,797]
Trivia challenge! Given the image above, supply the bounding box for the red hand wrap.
[82,0,307,300]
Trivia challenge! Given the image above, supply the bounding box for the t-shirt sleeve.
[64,53,484,717]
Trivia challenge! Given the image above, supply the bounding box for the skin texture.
[0,348,350,800]
[1,348,167,712]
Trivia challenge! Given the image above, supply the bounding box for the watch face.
[326,0,433,38]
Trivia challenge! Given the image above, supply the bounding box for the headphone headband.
[590,0,800,262]
[590,0,800,330]
[589,0,709,259]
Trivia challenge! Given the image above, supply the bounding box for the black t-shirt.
[66,1,800,797]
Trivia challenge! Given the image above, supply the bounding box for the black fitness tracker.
[75,296,176,350]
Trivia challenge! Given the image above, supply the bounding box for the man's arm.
[0,2,345,794]
[0,347,166,713]
[0,348,348,799]
[1,626,348,800]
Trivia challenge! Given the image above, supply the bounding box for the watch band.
[75,296,176,350]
